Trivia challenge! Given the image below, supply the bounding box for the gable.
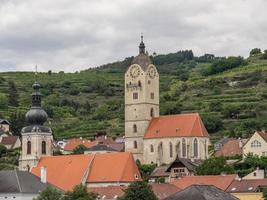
[243,132,267,150]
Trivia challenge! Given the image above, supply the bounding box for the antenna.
[141,33,143,42]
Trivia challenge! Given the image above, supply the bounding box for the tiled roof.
[150,183,180,200]
[0,136,19,147]
[144,113,209,139]
[31,152,141,191]
[0,119,10,124]
[257,131,267,142]
[226,179,267,193]
[165,185,239,200]
[86,144,117,152]
[63,138,98,151]
[87,152,141,183]
[31,154,95,191]
[150,166,170,178]
[215,139,243,157]
[166,157,201,172]
[0,170,51,193]
[171,175,237,191]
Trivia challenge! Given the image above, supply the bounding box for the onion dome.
[132,34,152,71]
[25,81,48,125]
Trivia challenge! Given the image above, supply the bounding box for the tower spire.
[139,33,145,54]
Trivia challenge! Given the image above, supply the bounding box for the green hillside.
[0,50,267,142]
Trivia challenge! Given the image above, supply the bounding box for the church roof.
[144,113,209,139]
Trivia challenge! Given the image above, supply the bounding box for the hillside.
[0,50,267,142]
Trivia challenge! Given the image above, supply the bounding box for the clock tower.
[125,35,159,162]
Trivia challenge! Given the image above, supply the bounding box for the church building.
[125,37,210,165]
[19,81,53,171]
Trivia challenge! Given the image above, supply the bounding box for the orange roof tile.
[64,138,98,151]
[31,154,95,191]
[226,179,267,193]
[171,175,237,191]
[150,183,180,200]
[215,139,243,157]
[144,113,209,139]
[87,152,141,183]
[89,186,126,199]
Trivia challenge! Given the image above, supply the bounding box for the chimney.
[40,166,47,183]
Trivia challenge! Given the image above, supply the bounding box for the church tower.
[125,35,159,162]
[19,80,53,171]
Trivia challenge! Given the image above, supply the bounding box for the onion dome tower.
[19,71,53,171]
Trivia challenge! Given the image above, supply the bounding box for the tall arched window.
[133,124,137,133]
[27,141,31,155]
[182,139,186,158]
[150,108,154,118]
[150,144,154,152]
[169,142,173,158]
[138,81,141,87]
[176,142,181,158]
[134,141,138,149]
[42,141,46,154]
[193,138,198,158]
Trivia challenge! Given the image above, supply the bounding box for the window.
[133,124,137,133]
[150,93,154,99]
[134,141,137,149]
[173,168,185,173]
[251,140,261,148]
[27,141,31,155]
[150,144,154,152]
[138,81,141,87]
[133,93,138,99]
[150,108,154,117]
[182,139,186,157]
[169,142,173,158]
[193,138,198,158]
[42,141,46,154]
[148,80,151,84]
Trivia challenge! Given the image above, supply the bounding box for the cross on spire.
[35,65,38,82]
[139,33,145,54]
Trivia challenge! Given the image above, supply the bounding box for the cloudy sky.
[0,0,266,72]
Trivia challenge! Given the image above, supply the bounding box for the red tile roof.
[63,138,98,151]
[215,139,243,157]
[0,136,19,146]
[171,175,237,191]
[31,152,141,191]
[87,152,141,183]
[144,113,209,139]
[226,179,267,193]
[150,166,170,178]
[257,131,267,142]
[150,183,180,200]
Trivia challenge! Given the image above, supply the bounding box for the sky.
[0,0,266,72]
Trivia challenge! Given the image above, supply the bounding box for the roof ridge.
[84,153,97,183]
[189,115,198,137]
[119,153,131,182]
[15,170,22,193]
[158,113,199,118]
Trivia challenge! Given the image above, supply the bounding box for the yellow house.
[243,131,267,157]
[231,193,263,200]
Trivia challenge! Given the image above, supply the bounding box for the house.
[242,168,265,180]
[63,138,98,153]
[89,183,180,200]
[31,152,141,191]
[243,131,267,157]
[0,136,21,150]
[215,138,246,157]
[150,157,201,182]
[124,37,210,164]
[0,170,52,200]
[165,185,239,200]
[84,144,118,154]
[0,119,10,133]
[171,175,237,191]
[226,179,267,200]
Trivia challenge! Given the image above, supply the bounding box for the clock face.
[148,66,156,79]
[130,65,141,78]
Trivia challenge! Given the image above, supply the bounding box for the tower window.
[133,93,138,99]
[27,141,31,155]
[138,81,141,87]
[133,124,137,133]
[148,80,151,84]
[150,93,154,99]
[150,144,154,152]
[42,141,46,154]
[134,141,138,149]
[150,108,154,117]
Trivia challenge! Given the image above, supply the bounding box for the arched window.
[134,141,138,149]
[150,144,154,152]
[133,124,137,133]
[193,138,198,158]
[182,139,186,158]
[138,81,141,87]
[251,140,261,148]
[27,141,31,155]
[176,142,181,158]
[42,141,46,154]
[169,142,173,158]
[150,108,154,118]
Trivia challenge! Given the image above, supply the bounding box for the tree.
[7,81,19,107]
[10,111,25,136]
[0,144,7,158]
[201,114,223,133]
[63,184,97,200]
[262,50,267,59]
[196,157,234,175]
[136,160,157,182]
[118,181,158,200]
[0,93,8,109]
[73,145,87,155]
[263,187,267,200]
[250,48,261,56]
[33,186,62,200]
